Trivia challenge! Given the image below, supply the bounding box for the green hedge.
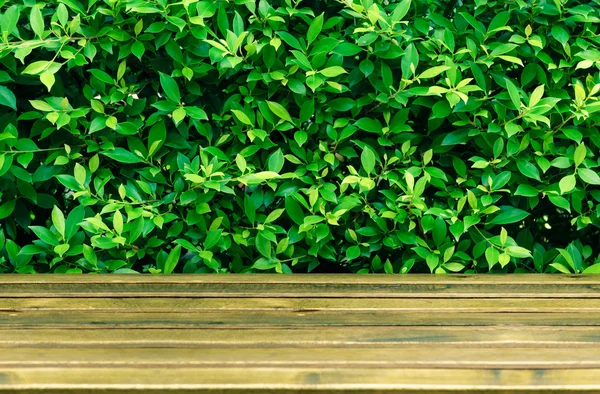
[0,0,599,274]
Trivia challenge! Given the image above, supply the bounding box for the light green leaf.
[578,168,600,185]
[74,162,86,185]
[30,5,44,38]
[583,265,600,274]
[391,0,411,21]
[266,101,293,123]
[418,66,450,79]
[113,210,123,235]
[232,109,253,125]
[320,66,347,78]
[574,143,586,167]
[268,149,285,173]
[361,147,376,175]
[504,78,521,109]
[307,13,323,45]
[52,205,66,238]
[559,174,576,194]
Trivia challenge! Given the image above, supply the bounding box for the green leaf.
[574,143,586,167]
[159,72,181,103]
[148,120,166,156]
[285,196,304,225]
[418,66,449,79]
[0,86,17,111]
[266,101,293,123]
[320,66,347,78]
[52,205,66,238]
[268,149,285,173]
[559,174,576,194]
[163,245,181,274]
[505,246,532,259]
[255,233,271,258]
[102,148,144,164]
[74,162,86,185]
[354,118,382,133]
[29,226,59,246]
[489,208,530,225]
[504,78,521,109]
[391,0,411,21]
[244,194,255,225]
[346,245,361,260]
[204,229,223,249]
[232,109,253,125]
[515,184,538,197]
[30,5,44,38]
[361,147,376,175]
[548,195,571,212]
[40,71,55,92]
[0,199,16,219]
[113,210,123,235]
[252,258,277,270]
[583,265,600,274]
[307,13,323,45]
[516,159,541,181]
[578,168,600,185]
[265,208,285,224]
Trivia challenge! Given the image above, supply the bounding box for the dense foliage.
[0,0,600,274]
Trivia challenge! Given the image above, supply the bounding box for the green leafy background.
[1,0,600,274]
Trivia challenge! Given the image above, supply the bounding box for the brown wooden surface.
[0,274,599,393]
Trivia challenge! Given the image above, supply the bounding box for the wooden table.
[0,274,599,393]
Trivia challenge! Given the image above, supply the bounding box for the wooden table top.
[0,274,599,393]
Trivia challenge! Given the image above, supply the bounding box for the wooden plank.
[2,367,600,393]
[2,347,600,369]
[1,327,599,348]
[1,281,599,298]
[1,297,599,312]
[2,311,600,327]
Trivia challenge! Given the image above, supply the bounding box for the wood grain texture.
[0,274,599,393]
[3,310,600,327]
[2,347,600,369]
[2,327,600,348]
[2,297,599,312]
[2,367,600,393]
[0,275,599,298]
[1,327,600,348]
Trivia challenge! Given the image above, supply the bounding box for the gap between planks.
[2,311,600,327]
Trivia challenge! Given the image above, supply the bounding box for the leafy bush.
[0,0,599,274]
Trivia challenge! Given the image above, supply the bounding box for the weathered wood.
[1,282,599,298]
[2,297,599,312]
[0,274,598,393]
[2,327,599,348]
[2,310,600,327]
[2,367,600,393]
[3,347,600,369]
[0,275,599,298]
